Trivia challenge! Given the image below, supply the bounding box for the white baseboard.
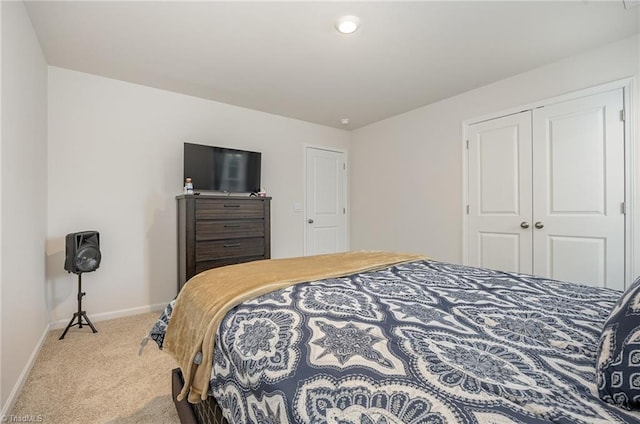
[49,302,168,330]
[1,324,49,419]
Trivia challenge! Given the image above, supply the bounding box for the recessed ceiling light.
[336,15,360,34]
[341,118,350,125]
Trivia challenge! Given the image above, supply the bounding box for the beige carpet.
[10,312,180,424]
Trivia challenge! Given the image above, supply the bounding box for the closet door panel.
[467,112,533,274]
[532,89,624,290]
[547,107,606,214]
[547,236,606,284]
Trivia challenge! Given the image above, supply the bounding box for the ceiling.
[24,1,640,130]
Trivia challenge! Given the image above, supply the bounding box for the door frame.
[462,78,635,287]
[303,145,349,256]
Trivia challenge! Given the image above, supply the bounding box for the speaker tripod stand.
[59,273,98,340]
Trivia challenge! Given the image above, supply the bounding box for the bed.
[146,251,640,424]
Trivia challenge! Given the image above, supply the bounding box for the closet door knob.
[520,221,530,229]
[308,219,314,224]
[535,221,544,229]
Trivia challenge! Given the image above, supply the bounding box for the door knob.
[535,221,544,229]
[308,219,314,224]
[520,221,530,229]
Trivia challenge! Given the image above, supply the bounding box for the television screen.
[184,143,261,193]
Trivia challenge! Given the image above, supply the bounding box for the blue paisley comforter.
[150,259,640,424]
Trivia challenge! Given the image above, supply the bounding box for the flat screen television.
[183,142,261,193]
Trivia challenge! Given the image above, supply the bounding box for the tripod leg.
[59,312,80,340]
[81,312,98,334]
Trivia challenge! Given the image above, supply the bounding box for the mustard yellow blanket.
[163,250,426,403]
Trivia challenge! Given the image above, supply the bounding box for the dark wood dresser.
[176,195,271,292]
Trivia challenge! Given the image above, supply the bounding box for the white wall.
[350,35,640,279]
[0,1,49,414]
[46,67,350,323]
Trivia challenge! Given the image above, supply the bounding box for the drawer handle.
[224,224,241,228]
[223,204,241,208]
[224,243,241,248]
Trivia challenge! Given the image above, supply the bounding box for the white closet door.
[532,89,625,290]
[467,112,533,274]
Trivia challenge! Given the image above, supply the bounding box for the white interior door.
[532,89,625,289]
[467,112,533,274]
[305,147,347,256]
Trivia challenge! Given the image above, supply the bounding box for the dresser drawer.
[195,237,265,261]
[196,220,264,240]
[195,255,265,275]
[196,199,264,219]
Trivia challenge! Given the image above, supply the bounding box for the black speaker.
[64,231,101,274]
